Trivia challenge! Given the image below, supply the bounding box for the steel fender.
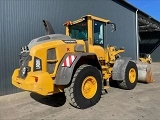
[55,53,101,85]
[112,57,131,80]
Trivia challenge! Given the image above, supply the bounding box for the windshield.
[69,21,88,41]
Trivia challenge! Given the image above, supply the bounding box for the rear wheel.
[64,65,102,109]
[118,61,138,90]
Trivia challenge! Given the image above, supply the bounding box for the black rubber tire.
[117,61,138,90]
[64,65,102,109]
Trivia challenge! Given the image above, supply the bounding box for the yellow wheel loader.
[139,53,152,64]
[12,15,141,109]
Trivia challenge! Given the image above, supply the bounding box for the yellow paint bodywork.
[139,53,152,64]
[65,15,124,85]
[12,69,54,95]
[29,40,85,77]
[139,57,152,64]
[66,15,120,83]
[81,76,97,99]
[12,40,85,95]
[129,68,136,83]
[12,15,125,96]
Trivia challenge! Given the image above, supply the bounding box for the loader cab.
[64,15,115,57]
[65,15,113,45]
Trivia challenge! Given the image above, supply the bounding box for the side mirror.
[109,23,116,32]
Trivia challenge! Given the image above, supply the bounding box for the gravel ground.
[0,63,160,120]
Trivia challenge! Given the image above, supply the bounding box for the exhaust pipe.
[136,62,154,83]
[43,20,55,35]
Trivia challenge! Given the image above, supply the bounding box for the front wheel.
[64,65,102,109]
[117,61,138,90]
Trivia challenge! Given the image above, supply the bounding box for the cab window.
[69,21,88,41]
[94,21,104,46]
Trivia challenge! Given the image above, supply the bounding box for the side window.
[94,21,104,46]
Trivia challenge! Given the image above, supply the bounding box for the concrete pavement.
[0,63,160,120]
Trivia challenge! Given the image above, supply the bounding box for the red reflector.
[34,77,38,82]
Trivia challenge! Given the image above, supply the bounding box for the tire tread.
[118,61,138,90]
[64,65,90,108]
[64,64,100,109]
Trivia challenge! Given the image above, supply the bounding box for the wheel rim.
[129,68,136,83]
[81,76,97,99]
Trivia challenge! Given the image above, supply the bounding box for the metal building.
[0,0,159,95]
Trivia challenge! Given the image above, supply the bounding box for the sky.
[127,0,160,21]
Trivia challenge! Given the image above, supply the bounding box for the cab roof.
[83,15,110,23]
[70,15,110,25]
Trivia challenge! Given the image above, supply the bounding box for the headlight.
[19,66,28,78]
[34,57,42,71]
[22,67,27,75]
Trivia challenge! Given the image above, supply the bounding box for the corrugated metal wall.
[106,1,137,59]
[151,45,160,62]
[0,0,136,95]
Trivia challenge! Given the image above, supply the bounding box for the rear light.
[33,76,38,82]
[62,55,77,67]
[34,57,42,71]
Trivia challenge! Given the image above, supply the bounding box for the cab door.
[89,20,106,59]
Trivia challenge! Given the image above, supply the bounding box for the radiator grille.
[47,48,56,74]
